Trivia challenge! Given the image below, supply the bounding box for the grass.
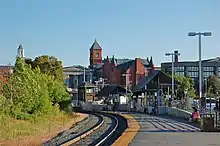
[0,112,79,145]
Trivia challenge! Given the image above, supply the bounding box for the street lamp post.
[188,32,211,112]
[165,51,180,100]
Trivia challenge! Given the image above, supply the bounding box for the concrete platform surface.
[130,113,220,146]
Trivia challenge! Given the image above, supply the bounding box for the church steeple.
[17,44,25,58]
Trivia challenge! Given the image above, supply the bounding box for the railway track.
[70,113,118,146]
[43,111,126,146]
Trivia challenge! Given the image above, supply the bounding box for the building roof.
[203,57,220,63]
[116,60,135,71]
[115,58,153,71]
[63,65,90,72]
[90,39,102,51]
[133,70,178,92]
[0,66,13,70]
[103,58,150,66]
[0,65,14,69]
[63,65,93,76]
[133,70,160,91]
[96,84,131,97]
[18,44,23,50]
[162,57,220,65]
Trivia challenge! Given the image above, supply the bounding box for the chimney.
[135,58,141,71]
[149,56,154,71]
[135,58,141,65]
[134,58,141,86]
[174,50,179,63]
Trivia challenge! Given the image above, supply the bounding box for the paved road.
[130,113,220,146]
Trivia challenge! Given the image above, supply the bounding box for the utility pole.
[165,51,180,100]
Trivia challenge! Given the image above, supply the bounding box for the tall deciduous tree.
[3,57,53,117]
[2,57,70,119]
[207,75,220,96]
[174,75,195,98]
[25,55,64,82]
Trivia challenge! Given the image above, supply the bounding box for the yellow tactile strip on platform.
[112,114,140,146]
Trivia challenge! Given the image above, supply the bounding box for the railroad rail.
[43,112,103,146]
[43,111,125,146]
[69,112,119,146]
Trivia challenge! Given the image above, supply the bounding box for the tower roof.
[90,39,102,51]
[18,44,23,50]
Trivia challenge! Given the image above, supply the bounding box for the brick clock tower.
[89,39,102,68]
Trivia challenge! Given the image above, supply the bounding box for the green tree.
[3,58,53,118]
[24,58,34,68]
[174,75,195,98]
[207,75,220,96]
[47,75,70,105]
[32,55,65,82]
[25,56,70,106]
[2,57,70,119]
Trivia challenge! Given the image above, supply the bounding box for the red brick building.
[102,56,154,89]
[0,66,13,89]
[89,40,155,88]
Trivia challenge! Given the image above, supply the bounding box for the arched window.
[96,53,99,58]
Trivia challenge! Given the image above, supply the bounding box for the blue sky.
[0,0,219,67]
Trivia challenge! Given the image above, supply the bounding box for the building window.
[203,66,214,71]
[175,66,184,72]
[188,71,198,77]
[188,66,198,71]
[96,53,99,58]
[175,72,184,76]
[203,72,214,78]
